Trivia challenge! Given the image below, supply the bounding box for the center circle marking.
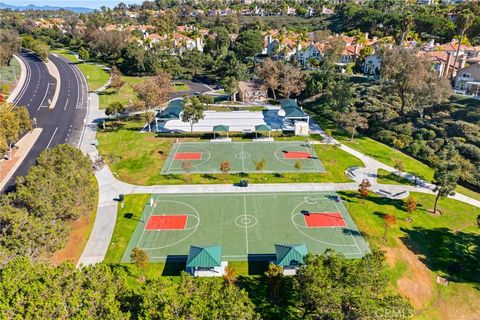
[235,151,251,160]
[235,215,257,228]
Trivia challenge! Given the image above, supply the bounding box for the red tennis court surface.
[304,212,346,227]
[145,215,188,230]
[283,151,311,159]
[174,152,202,160]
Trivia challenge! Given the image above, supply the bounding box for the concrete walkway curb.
[0,128,43,191]
[6,55,27,103]
[45,58,61,109]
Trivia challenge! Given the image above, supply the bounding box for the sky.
[4,0,143,9]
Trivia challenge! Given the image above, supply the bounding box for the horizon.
[1,0,143,9]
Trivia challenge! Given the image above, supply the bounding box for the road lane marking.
[46,127,58,149]
[38,83,51,111]
[63,98,69,111]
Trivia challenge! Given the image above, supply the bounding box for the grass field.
[0,58,20,96]
[97,121,363,185]
[318,117,480,201]
[52,48,110,92]
[114,192,370,263]
[162,141,325,174]
[106,191,480,318]
[98,76,190,109]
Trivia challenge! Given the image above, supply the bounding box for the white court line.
[136,199,156,248]
[243,195,249,255]
[305,143,322,171]
[333,200,362,254]
[241,142,245,172]
[165,142,181,173]
[46,127,58,148]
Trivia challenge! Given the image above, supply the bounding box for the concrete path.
[78,95,480,266]
[6,55,27,103]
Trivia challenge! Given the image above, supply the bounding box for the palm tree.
[352,31,368,62]
[451,9,475,79]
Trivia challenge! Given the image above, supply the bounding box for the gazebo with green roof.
[212,125,229,139]
[186,245,222,275]
[254,124,272,138]
[274,244,308,274]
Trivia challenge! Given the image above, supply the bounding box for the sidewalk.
[0,128,43,191]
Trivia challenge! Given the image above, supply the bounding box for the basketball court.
[121,192,370,263]
[161,141,325,174]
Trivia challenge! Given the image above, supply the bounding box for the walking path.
[6,55,27,103]
[77,93,480,266]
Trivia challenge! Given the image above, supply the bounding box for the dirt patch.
[50,214,92,265]
[384,240,436,310]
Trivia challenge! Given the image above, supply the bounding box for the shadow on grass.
[400,226,480,287]
[162,255,187,276]
[247,254,276,275]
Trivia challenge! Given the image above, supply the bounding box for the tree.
[13,144,96,222]
[405,196,417,222]
[294,160,302,173]
[131,273,258,319]
[452,9,475,79]
[0,103,32,158]
[131,247,148,269]
[181,160,192,183]
[383,214,397,241]
[234,30,263,60]
[433,162,459,215]
[134,71,172,131]
[223,265,237,286]
[265,263,283,302]
[0,205,67,264]
[394,159,405,175]
[294,251,412,319]
[220,160,231,176]
[181,96,205,133]
[278,63,305,98]
[78,46,90,61]
[336,108,368,141]
[0,30,21,66]
[0,258,128,318]
[221,76,239,102]
[110,66,125,91]
[254,158,266,174]
[105,101,125,120]
[255,58,280,99]
[381,47,451,122]
[358,179,371,202]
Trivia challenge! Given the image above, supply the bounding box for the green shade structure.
[275,243,308,267]
[254,124,272,138]
[212,125,229,138]
[186,245,222,268]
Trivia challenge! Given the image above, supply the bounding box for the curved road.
[2,51,88,192]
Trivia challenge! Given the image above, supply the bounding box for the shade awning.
[255,124,272,132]
[275,243,308,267]
[212,125,230,132]
[186,245,222,268]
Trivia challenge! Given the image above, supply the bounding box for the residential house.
[454,59,480,97]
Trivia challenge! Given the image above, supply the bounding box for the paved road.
[2,51,88,192]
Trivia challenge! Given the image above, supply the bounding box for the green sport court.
[160,141,325,174]
[121,192,370,263]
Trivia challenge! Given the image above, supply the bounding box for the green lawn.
[0,58,20,96]
[53,48,110,92]
[99,76,142,109]
[97,121,364,185]
[319,117,480,201]
[377,169,415,186]
[98,77,190,109]
[105,190,480,318]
